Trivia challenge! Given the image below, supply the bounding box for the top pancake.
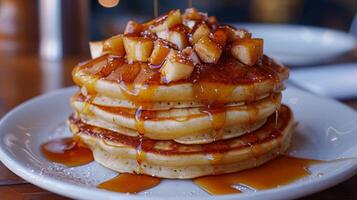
[73,54,288,103]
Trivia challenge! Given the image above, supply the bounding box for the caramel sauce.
[134,107,146,134]
[82,95,96,115]
[41,137,93,167]
[208,153,225,174]
[135,136,146,173]
[74,53,287,106]
[247,103,259,129]
[107,62,159,106]
[77,55,285,86]
[134,107,147,172]
[97,173,161,193]
[73,54,120,94]
[41,137,326,195]
[201,107,226,140]
[192,82,235,104]
[194,155,322,195]
[260,55,283,93]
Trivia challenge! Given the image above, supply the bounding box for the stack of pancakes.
[69,9,294,179]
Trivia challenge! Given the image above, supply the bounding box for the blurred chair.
[0,0,38,54]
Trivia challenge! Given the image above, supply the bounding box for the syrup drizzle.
[41,137,93,167]
[135,106,146,134]
[97,173,161,193]
[82,94,96,115]
[208,152,225,174]
[192,81,233,141]
[201,106,226,141]
[134,106,146,172]
[193,155,323,195]
[135,136,147,173]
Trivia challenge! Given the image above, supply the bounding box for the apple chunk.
[182,8,206,21]
[167,30,188,50]
[150,10,182,33]
[193,35,222,63]
[102,34,125,57]
[124,21,143,34]
[191,23,210,44]
[183,19,196,29]
[226,26,252,42]
[89,41,104,58]
[160,50,194,83]
[149,41,170,65]
[123,36,154,63]
[231,38,263,66]
[156,30,169,40]
[182,47,200,65]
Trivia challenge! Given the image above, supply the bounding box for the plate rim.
[0,86,356,200]
[232,23,357,65]
[234,23,357,43]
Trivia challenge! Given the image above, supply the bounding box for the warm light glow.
[98,0,119,8]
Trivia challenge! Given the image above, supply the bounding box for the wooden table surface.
[0,52,356,200]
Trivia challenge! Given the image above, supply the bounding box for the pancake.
[77,112,267,144]
[71,92,281,140]
[69,105,294,179]
[88,92,271,110]
[64,8,295,181]
[73,54,288,103]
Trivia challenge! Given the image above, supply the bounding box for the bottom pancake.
[68,105,295,179]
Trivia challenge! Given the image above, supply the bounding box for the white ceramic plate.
[233,23,357,66]
[290,63,357,99]
[0,86,356,200]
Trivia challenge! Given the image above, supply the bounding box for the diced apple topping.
[89,41,104,58]
[226,26,252,42]
[167,30,188,50]
[191,23,210,44]
[231,38,263,66]
[150,41,170,65]
[194,35,222,63]
[182,8,208,29]
[156,30,169,40]
[182,47,200,65]
[123,36,154,63]
[183,19,196,29]
[160,50,194,83]
[102,34,125,57]
[87,8,265,80]
[150,10,182,33]
[124,21,144,34]
[182,8,207,21]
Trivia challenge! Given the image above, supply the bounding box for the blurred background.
[91,0,357,39]
[0,0,356,117]
[1,0,356,55]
